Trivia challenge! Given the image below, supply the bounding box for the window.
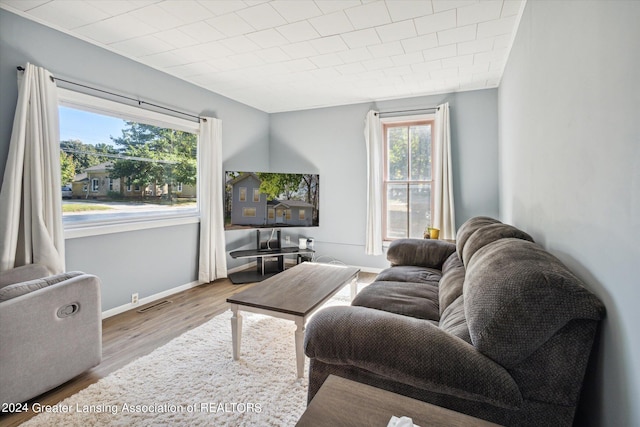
[285,209,292,220]
[268,208,275,220]
[299,210,305,220]
[58,89,199,234]
[253,188,260,202]
[382,118,433,240]
[239,187,247,202]
[243,208,256,217]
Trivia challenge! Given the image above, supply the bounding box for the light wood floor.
[1,271,376,426]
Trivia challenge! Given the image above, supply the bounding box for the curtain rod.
[375,107,440,117]
[16,66,204,122]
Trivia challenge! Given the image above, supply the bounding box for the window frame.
[381,114,435,242]
[58,88,201,239]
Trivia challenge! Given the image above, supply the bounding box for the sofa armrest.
[387,239,456,269]
[0,263,51,288]
[304,306,522,409]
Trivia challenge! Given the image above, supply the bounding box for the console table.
[228,247,314,284]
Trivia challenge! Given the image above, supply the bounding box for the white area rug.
[24,288,354,426]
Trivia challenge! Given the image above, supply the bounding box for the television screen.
[224,171,319,230]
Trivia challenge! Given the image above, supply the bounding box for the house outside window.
[253,188,260,202]
[382,118,434,240]
[243,208,256,217]
[299,210,305,220]
[239,187,247,202]
[58,88,199,234]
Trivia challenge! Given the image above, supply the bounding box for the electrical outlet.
[285,235,291,244]
[131,293,139,304]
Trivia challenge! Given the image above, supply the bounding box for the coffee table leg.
[295,317,305,378]
[231,304,243,360]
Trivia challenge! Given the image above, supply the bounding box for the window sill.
[64,214,200,239]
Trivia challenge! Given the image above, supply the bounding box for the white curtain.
[0,63,64,274]
[364,110,383,255]
[433,102,456,240]
[198,117,227,283]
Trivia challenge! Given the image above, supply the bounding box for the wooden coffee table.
[297,375,502,427]
[226,262,360,378]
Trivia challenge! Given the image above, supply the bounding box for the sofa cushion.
[0,271,84,302]
[352,281,440,321]
[462,223,534,266]
[375,266,442,285]
[387,239,456,270]
[464,239,605,367]
[439,253,465,315]
[455,216,501,263]
[439,296,471,344]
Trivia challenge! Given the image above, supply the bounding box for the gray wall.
[498,1,640,425]
[0,9,270,311]
[270,89,499,269]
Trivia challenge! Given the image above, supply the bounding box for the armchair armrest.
[0,263,51,288]
[387,239,456,269]
[0,273,102,404]
[304,306,522,409]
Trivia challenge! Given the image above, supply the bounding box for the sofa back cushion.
[387,239,456,270]
[439,253,465,315]
[461,223,534,266]
[464,239,605,368]
[455,217,501,263]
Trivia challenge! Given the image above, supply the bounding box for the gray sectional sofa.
[304,216,605,426]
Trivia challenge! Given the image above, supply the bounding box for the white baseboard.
[102,280,200,319]
[102,262,382,319]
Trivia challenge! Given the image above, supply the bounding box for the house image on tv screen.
[225,172,319,229]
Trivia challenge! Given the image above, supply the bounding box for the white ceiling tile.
[414,9,456,35]
[368,41,404,58]
[309,53,344,68]
[314,0,361,15]
[254,47,291,63]
[153,28,199,49]
[0,0,49,11]
[344,1,391,30]
[280,41,319,59]
[236,2,286,30]
[219,35,260,54]
[340,28,381,49]
[129,4,184,31]
[198,1,248,16]
[457,1,502,26]
[309,35,348,54]
[247,28,289,48]
[384,0,433,22]
[178,22,225,43]
[477,16,516,39]
[337,47,373,64]
[401,33,438,53]
[141,50,189,68]
[158,1,214,24]
[85,1,160,16]
[276,21,320,43]
[228,52,266,67]
[422,44,457,61]
[284,58,317,72]
[110,35,174,57]
[492,34,511,50]
[27,0,109,29]
[501,0,524,17]
[206,13,255,37]
[432,0,476,13]
[384,65,413,77]
[75,14,157,44]
[362,57,394,71]
[308,10,354,37]
[410,59,442,73]
[271,0,323,22]
[166,61,218,78]
[375,20,417,43]
[430,67,458,80]
[442,54,474,68]
[457,38,494,55]
[199,41,236,58]
[459,63,489,74]
[437,24,477,46]
[336,62,367,75]
[391,51,425,66]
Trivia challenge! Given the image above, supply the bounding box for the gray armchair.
[0,264,102,405]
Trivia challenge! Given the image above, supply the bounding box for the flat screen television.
[224,171,319,230]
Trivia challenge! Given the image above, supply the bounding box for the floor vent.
[137,300,172,313]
